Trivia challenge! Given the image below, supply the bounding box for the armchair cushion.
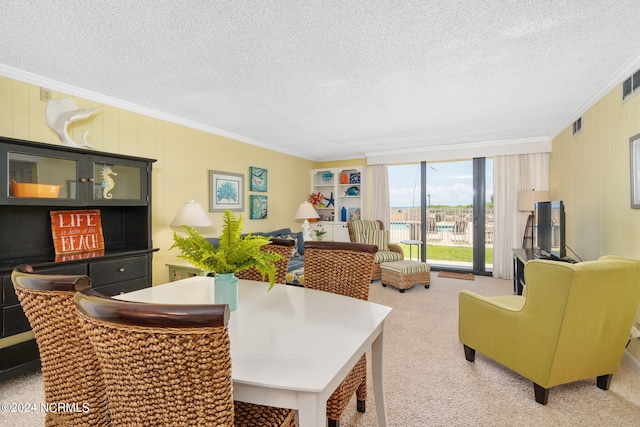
[363,229,389,251]
[375,250,403,264]
[347,219,404,280]
[350,220,382,244]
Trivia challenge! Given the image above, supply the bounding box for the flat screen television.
[533,200,566,259]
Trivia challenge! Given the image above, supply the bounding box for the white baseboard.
[623,349,640,374]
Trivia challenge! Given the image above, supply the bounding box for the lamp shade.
[294,201,320,220]
[517,190,550,212]
[170,200,213,227]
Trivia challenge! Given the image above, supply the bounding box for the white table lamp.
[170,200,213,227]
[295,201,319,241]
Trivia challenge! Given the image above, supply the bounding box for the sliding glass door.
[389,158,493,274]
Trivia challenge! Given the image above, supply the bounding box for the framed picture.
[631,134,640,208]
[348,207,361,221]
[210,170,244,212]
[250,167,268,192]
[250,195,268,219]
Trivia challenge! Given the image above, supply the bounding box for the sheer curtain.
[493,153,549,278]
[370,164,390,228]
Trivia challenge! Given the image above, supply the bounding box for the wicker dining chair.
[236,238,295,284]
[303,241,377,427]
[74,288,296,427]
[11,265,110,427]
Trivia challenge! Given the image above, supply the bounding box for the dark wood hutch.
[0,136,157,380]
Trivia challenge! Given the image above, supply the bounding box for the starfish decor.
[324,192,335,208]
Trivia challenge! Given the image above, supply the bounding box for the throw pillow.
[364,229,389,251]
[295,231,305,255]
[275,234,301,257]
[351,220,379,244]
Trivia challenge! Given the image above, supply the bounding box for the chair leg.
[533,383,549,405]
[356,378,366,413]
[328,418,339,427]
[463,345,475,362]
[597,374,612,390]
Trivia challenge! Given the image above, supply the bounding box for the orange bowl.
[11,181,62,198]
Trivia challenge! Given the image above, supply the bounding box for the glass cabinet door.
[3,145,82,205]
[88,156,148,205]
[1,143,149,206]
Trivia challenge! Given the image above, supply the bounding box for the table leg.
[372,328,388,426]
[297,392,326,427]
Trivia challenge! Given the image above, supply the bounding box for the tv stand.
[535,253,561,261]
[513,248,577,294]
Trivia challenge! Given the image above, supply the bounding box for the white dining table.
[115,276,391,427]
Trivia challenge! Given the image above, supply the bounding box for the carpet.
[3,275,640,426]
[438,271,475,280]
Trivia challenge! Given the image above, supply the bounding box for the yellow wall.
[551,84,640,362]
[0,76,314,348]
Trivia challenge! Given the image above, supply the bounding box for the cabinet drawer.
[2,264,87,307]
[90,256,148,287]
[2,305,30,336]
[94,277,149,297]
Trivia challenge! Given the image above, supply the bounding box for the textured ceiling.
[2,1,640,161]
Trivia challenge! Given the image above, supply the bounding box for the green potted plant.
[314,228,327,241]
[171,209,283,310]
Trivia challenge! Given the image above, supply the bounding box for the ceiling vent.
[572,116,583,136]
[622,68,640,101]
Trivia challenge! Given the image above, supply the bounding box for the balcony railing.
[389,207,494,246]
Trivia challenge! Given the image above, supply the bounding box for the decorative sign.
[249,166,268,192]
[50,209,105,255]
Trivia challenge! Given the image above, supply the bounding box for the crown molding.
[551,51,640,138]
[0,64,311,160]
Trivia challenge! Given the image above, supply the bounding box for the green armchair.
[458,256,640,405]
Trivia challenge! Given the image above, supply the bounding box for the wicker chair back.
[74,288,296,427]
[11,265,110,427]
[236,238,295,284]
[302,241,377,425]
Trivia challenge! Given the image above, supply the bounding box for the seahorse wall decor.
[101,165,117,199]
[45,98,102,149]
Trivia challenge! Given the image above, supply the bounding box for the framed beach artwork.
[348,207,361,221]
[250,195,268,219]
[210,170,244,212]
[250,167,268,192]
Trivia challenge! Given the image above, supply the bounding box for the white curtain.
[493,153,549,278]
[370,164,390,228]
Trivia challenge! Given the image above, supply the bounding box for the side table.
[400,239,422,260]
[165,261,208,282]
[512,248,534,295]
